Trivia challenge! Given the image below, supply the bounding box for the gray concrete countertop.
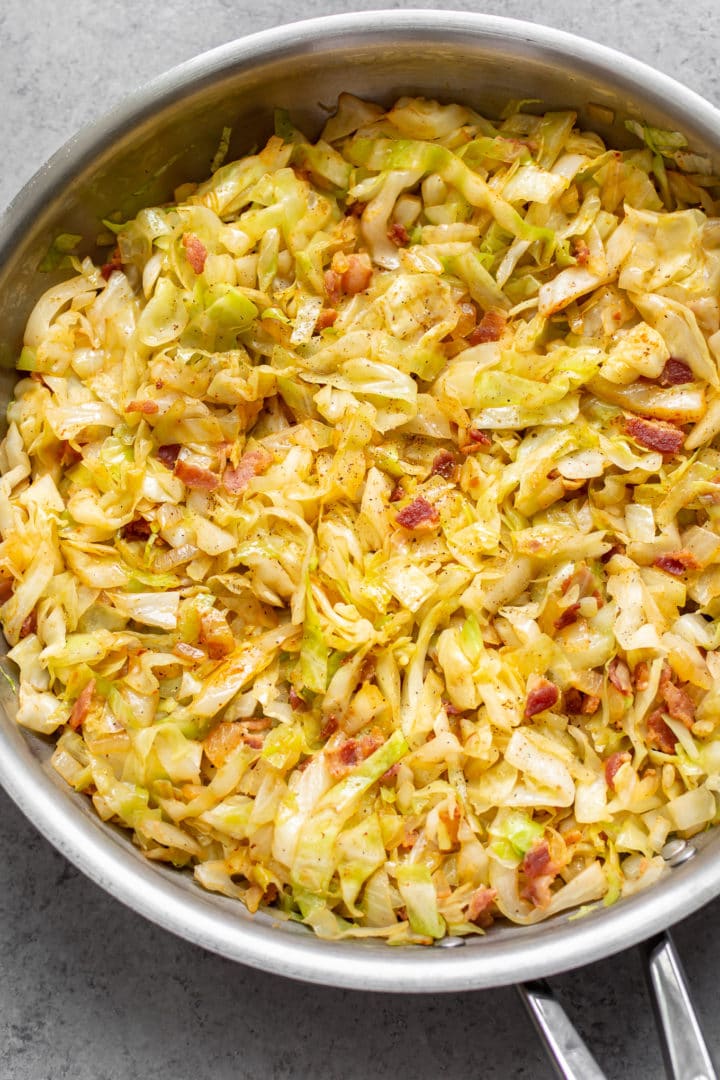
[2,2,720,1077]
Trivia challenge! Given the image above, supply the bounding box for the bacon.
[658,357,693,386]
[443,700,464,717]
[100,246,123,280]
[320,714,339,740]
[198,610,235,659]
[173,641,206,662]
[19,609,37,639]
[121,517,152,541]
[324,268,342,306]
[341,254,373,295]
[126,399,159,415]
[222,448,272,495]
[521,875,554,908]
[182,232,208,274]
[522,839,564,879]
[430,449,457,480]
[581,694,600,715]
[467,310,506,345]
[554,602,581,631]
[571,238,590,266]
[395,496,439,530]
[381,762,400,784]
[467,886,497,928]
[624,416,685,455]
[647,710,678,754]
[316,308,338,330]
[660,664,696,728]
[175,459,220,491]
[289,688,307,712]
[524,678,559,719]
[389,482,405,503]
[388,222,410,246]
[460,428,492,454]
[0,575,14,604]
[327,732,383,778]
[634,660,650,692]
[563,688,583,714]
[359,653,376,684]
[608,657,632,695]
[203,721,245,767]
[156,443,181,469]
[604,750,631,790]
[654,549,701,576]
[68,679,96,731]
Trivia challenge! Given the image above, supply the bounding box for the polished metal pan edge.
[2,11,720,993]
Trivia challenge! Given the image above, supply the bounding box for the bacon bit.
[348,200,366,217]
[320,714,339,740]
[571,238,590,266]
[464,428,492,451]
[198,610,235,659]
[263,883,279,905]
[554,602,581,631]
[157,443,181,469]
[316,308,338,330]
[289,688,307,712]
[341,253,373,295]
[359,653,376,684]
[398,827,418,851]
[175,459,220,491]
[581,694,601,715]
[0,575,13,605]
[389,482,405,503]
[430,449,457,480]
[564,688,583,714]
[126,399,159,415]
[524,678,559,719]
[388,222,410,246]
[222,448,272,495]
[523,839,566,880]
[324,268,342,306]
[68,679,96,731]
[396,496,439,531]
[121,517,152,541]
[467,886,497,928]
[467,310,506,345]
[443,700,464,717]
[604,750,631,790]
[182,232,208,275]
[600,543,624,564]
[100,246,123,280]
[173,641,206,662]
[381,762,400,784]
[327,732,384,779]
[608,657,632,695]
[647,710,678,754]
[19,609,37,639]
[203,721,244,767]
[634,660,650,691]
[242,718,273,733]
[660,665,696,729]
[658,357,694,387]
[624,416,685,455]
[654,549,701,576]
[241,734,264,750]
[522,876,554,908]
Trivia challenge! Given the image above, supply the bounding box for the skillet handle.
[517,980,607,1080]
[643,931,717,1080]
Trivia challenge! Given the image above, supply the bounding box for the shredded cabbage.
[3,95,720,944]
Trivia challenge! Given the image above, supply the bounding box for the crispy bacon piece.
[0,575,14,604]
[647,710,678,754]
[173,641,206,662]
[316,308,338,330]
[467,886,497,928]
[521,838,568,908]
[389,482,405,503]
[430,450,457,480]
[182,232,208,274]
[443,700,464,717]
[19,609,37,639]
[327,732,383,779]
[388,222,410,246]
[100,246,123,280]
[522,841,556,879]
[156,443,181,469]
[564,688,599,715]
[324,268,342,306]
[121,517,152,541]
[203,721,245,767]
[460,428,492,455]
[381,762,400,784]
[571,238,590,266]
[608,657,632,695]
[524,678,559,719]
[223,448,273,495]
[68,679,96,731]
[347,200,366,217]
[289,688,307,712]
[604,750,631,790]
[660,664,696,729]
[658,357,693,386]
[634,660,650,692]
[467,310,506,345]
[581,694,600,715]
[126,399,159,415]
[554,602,581,631]
[320,714,339,740]
[341,253,373,295]
[198,610,235,659]
[175,459,220,491]
[654,549,701,576]
[624,416,684,455]
[395,496,439,530]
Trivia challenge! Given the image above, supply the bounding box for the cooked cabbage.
[3,95,720,944]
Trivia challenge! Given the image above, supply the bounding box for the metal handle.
[517,980,607,1080]
[643,931,717,1080]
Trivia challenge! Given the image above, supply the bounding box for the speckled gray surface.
[2,2,720,1078]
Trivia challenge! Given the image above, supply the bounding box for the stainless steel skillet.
[0,11,719,1076]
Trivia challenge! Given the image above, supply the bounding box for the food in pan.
[2,93,720,942]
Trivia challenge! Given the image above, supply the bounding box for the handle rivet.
[662,838,697,867]
[436,936,466,948]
